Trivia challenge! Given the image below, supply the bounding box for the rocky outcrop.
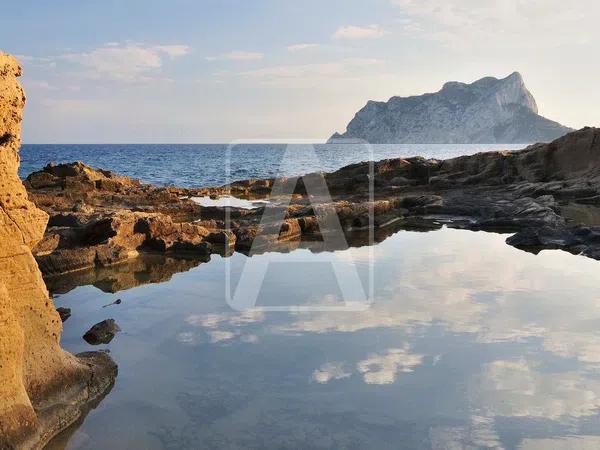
[25,161,247,276]
[25,127,600,273]
[330,72,573,144]
[0,52,116,449]
[34,210,219,276]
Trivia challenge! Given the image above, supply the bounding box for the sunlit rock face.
[0,51,116,450]
[330,72,572,144]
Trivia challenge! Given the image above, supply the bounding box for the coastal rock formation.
[330,72,572,144]
[0,52,116,449]
[25,162,241,276]
[24,127,600,277]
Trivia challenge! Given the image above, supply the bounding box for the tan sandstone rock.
[0,52,116,449]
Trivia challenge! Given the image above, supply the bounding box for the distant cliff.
[329,72,573,144]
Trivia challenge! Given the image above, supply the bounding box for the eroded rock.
[0,51,117,450]
[24,123,600,272]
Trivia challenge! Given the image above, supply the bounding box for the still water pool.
[46,227,600,450]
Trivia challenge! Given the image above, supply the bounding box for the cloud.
[182,311,264,345]
[286,43,320,52]
[332,24,388,40]
[185,310,265,328]
[475,359,600,420]
[207,330,237,343]
[58,42,190,82]
[205,51,264,61]
[429,416,504,450]
[391,0,597,50]
[153,45,190,57]
[236,58,383,88]
[22,80,55,90]
[519,435,600,450]
[312,362,352,384]
[14,54,57,69]
[356,346,423,384]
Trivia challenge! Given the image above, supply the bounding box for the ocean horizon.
[20,142,527,188]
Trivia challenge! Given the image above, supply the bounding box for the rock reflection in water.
[45,228,600,449]
[46,254,209,295]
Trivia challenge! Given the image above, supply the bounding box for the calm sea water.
[31,143,600,449]
[20,143,525,188]
[45,228,600,450]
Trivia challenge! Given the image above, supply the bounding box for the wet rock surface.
[56,307,71,322]
[25,127,600,272]
[83,319,121,345]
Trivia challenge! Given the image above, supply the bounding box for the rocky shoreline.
[2,45,600,448]
[23,127,600,283]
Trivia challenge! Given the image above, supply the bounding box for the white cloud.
[58,42,190,82]
[429,416,504,450]
[177,331,196,345]
[519,435,600,450]
[356,346,423,384]
[185,310,265,328]
[14,54,57,69]
[391,0,597,50]
[312,362,352,384]
[475,359,600,420]
[207,330,237,343]
[236,58,383,88]
[286,43,320,52]
[205,50,264,61]
[332,24,388,40]
[183,311,264,345]
[23,80,55,90]
[153,45,190,57]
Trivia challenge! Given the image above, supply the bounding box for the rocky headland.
[0,52,116,450]
[330,72,573,144]
[23,127,600,283]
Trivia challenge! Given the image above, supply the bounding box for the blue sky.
[2,0,598,143]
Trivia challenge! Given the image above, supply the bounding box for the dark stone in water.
[56,307,71,322]
[83,319,121,345]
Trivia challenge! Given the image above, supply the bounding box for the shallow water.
[190,196,268,209]
[19,143,525,188]
[45,227,600,450]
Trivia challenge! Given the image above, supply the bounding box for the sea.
[27,143,600,450]
[19,143,525,187]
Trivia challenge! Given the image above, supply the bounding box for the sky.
[2,0,599,143]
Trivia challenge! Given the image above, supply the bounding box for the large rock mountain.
[329,72,573,144]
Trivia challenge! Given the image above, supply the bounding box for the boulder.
[83,319,121,345]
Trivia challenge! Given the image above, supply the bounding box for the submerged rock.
[83,319,121,345]
[56,307,72,322]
